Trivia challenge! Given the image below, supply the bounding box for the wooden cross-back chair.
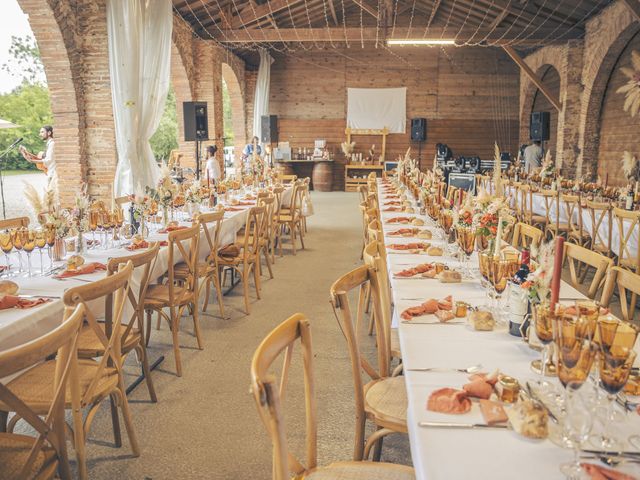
[301,178,311,233]
[278,174,297,184]
[250,313,414,480]
[0,216,29,230]
[359,202,369,259]
[217,206,265,314]
[330,265,408,462]
[548,194,588,245]
[585,200,613,258]
[277,183,305,256]
[601,266,640,324]
[533,189,558,237]
[75,242,161,404]
[270,185,285,264]
[563,242,613,300]
[613,207,640,273]
[182,210,226,318]
[358,185,368,204]
[0,303,84,480]
[255,194,275,279]
[144,224,202,377]
[516,184,533,224]
[0,263,137,480]
[511,222,544,253]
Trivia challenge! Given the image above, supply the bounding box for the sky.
[0,0,37,94]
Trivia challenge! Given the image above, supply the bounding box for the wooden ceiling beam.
[327,0,339,25]
[230,0,306,28]
[214,26,582,45]
[503,45,561,111]
[351,0,378,18]
[623,0,640,21]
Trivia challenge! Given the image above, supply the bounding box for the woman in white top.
[205,145,222,181]
[19,125,56,185]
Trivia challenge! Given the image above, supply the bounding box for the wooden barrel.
[275,162,295,176]
[312,161,333,192]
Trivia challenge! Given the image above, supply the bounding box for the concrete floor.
[78,191,412,479]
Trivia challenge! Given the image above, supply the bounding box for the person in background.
[19,125,56,185]
[205,145,222,181]
[523,140,543,173]
[241,136,262,163]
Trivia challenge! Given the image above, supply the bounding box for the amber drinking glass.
[456,226,476,278]
[89,209,99,248]
[20,229,36,277]
[45,224,56,269]
[533,303,555,381]
[10,228,23,273]
[34,230,46,275]
[0,231,12,277]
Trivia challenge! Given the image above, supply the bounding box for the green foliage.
[1,35,45,86]
[150,87,178,162]
[222,79,234,146]
[0,82,52,170]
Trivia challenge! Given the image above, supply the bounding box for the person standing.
[19,125,56,185]
[241,136,262,162]
[205,145,222,182]
[523,140,543,173]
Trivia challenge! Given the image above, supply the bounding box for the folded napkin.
[225,207,244,212]
[401,295,453,320]
[158,225,188,234]
[384,201,402,206]
[218,244,241,259]
[54,262,106,279]
[125,240,168,251]
[387,216,412,224]
[387,228,419,237]
[427,372,500,415]
[0,295,51,310]
[383,207,403,212]
[395,263,435,278]
[387,242,430,251]
[581,463,637,480]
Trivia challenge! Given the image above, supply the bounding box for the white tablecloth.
[0,186,293,352]
[378,180,640,480]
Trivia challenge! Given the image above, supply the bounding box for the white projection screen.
[346,87,406,133]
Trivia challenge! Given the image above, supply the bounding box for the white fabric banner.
[107,0,172,196]
[252,49,274,143]
[347,87,407,134]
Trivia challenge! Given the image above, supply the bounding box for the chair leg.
[170,308,183,377]
[213,270,226,319]
[71,398,87,480]
[192,301,204,350]
[145,309,152,347]
[290,222,297,255]
[202,278,211,313]
[109,394,122,448]
[115,383,140,457]
[136,344,157,402]
[263,247,274,279]
[242,269,251,314]
[298,222,305,250]
[253,262,262,300]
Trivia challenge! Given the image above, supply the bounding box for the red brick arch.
[221,62,247,168]
[17,0,85,204]
[519,64,562,147]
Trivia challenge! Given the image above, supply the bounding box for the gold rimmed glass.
[20,229,36,277]
[532,303,556,380]
[45,223,56,270]
[0,230,13,277]
[35,230,46,275]
[456,226,476,278]
[10,228,23,273]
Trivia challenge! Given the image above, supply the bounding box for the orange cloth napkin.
[582,464,637,480]
[158,225,188,234]
[125,240,168,251]
[0,295,51,310]
[218,244,241,259]
[54,262,106,279]
[224,207,244,212]
[401,295,453,320]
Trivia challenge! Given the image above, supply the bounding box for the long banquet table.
[377,179,640,479]
[0,186,293,353]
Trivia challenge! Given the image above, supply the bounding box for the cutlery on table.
[524,381,559,424]
[18,294,61,299]
[580,455,640,467]
[406,364,483,373]
[582,449,640,460]
[54,277,93,283]
[419,421,508,430]
[401,320,465,325]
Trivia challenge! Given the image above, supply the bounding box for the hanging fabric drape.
[252,49,274,143]
[107,0,172,196]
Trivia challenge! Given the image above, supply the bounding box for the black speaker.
[411,118,427,141]
[530,111,550,141]
[261,115,278,144]
[183,102,209,141]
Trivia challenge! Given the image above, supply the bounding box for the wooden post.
[503,45,562,112]
[623,0,640,21]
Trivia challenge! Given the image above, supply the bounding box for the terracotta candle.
[550,236,565,311]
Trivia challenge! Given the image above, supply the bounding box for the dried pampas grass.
[23,182,44,216]
[340,141,355,157]
[617,50,640,117]
[622,151,639,181]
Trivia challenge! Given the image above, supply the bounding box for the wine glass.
[20,229,36,277]
[533,303,556,385]
[89,209,99,248]
[0,231,13,277]
[34,230,46,275]
[560,382,595,479]
[456,226,476,278]
[10,228,23,274]
[45,224,56,270]
[594,348,636,450]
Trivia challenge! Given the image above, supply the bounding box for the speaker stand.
[417,140,423,165]
[195,138,202,180]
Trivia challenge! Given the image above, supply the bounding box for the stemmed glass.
[45,224,56,270]
[532,303,556,383]
[0,231,12,277]
[489,259,510,318]
[35,230,46,275]
[20,229,36,277]
[10,228,23,274]
[560,382,596,479]
[456,226,476,278]
[89,209,99,248]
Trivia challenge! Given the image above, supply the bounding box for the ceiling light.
[387,39,456,46]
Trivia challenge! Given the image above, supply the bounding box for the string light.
[388,39,456,45]
[340,0,350,49]
[405,0,418,40]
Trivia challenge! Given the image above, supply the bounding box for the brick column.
[557,40,584,177]
[211,47,225,172]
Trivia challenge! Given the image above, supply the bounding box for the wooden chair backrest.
[538,190,558,226]
[0,216,29,230]
[250,313,316,480]
[601,266,640,323]
[197,210,224,264]
[330,265,388,417]
[563,242,612,300]
[517,185,533,224]
[362,240,392,362]
[357,185,368,203]
[585,200,612,254]
[114,195,130,207]
[558,194,582,237]
[258,195,275,241]
[278,174,297,184]
[241,206,265,257]
[165,224,200,305]
[271,186,284,218]
[613,207,640,271]
[107,242,160,349]
[62,262,133,407]
[512,222,543,252]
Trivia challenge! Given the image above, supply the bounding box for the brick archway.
[17,0,85,204]
[580,22,640,178]
[221,62,247,169]
[519,64,561,148]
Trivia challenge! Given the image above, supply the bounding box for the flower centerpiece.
[128,183,152,237]
[521,242,554,305]
[185,182,205,218]
[146,164,178,226]
[472,188,515,252]
[539,150,556,183]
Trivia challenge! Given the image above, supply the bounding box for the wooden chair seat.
[218,248,256,265]
[364,376,407,431]
[0,360,117,414]
[304,461,414,479]
[278,213,298,223]
[77,323,141,358]
[145,284,194,307]
[547,222,570,232]
[0,433,58,480]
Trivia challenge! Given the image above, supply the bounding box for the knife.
[525,382,559,424]
[582,449,640,459]
[419,421,508,429]
[18,294,61,299]
[401,321,464,325]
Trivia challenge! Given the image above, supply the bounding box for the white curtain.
[347,87,407,134]
[252,49,274,142]
[107,0,172,196]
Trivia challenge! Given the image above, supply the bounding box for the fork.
[406,364,483,373]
